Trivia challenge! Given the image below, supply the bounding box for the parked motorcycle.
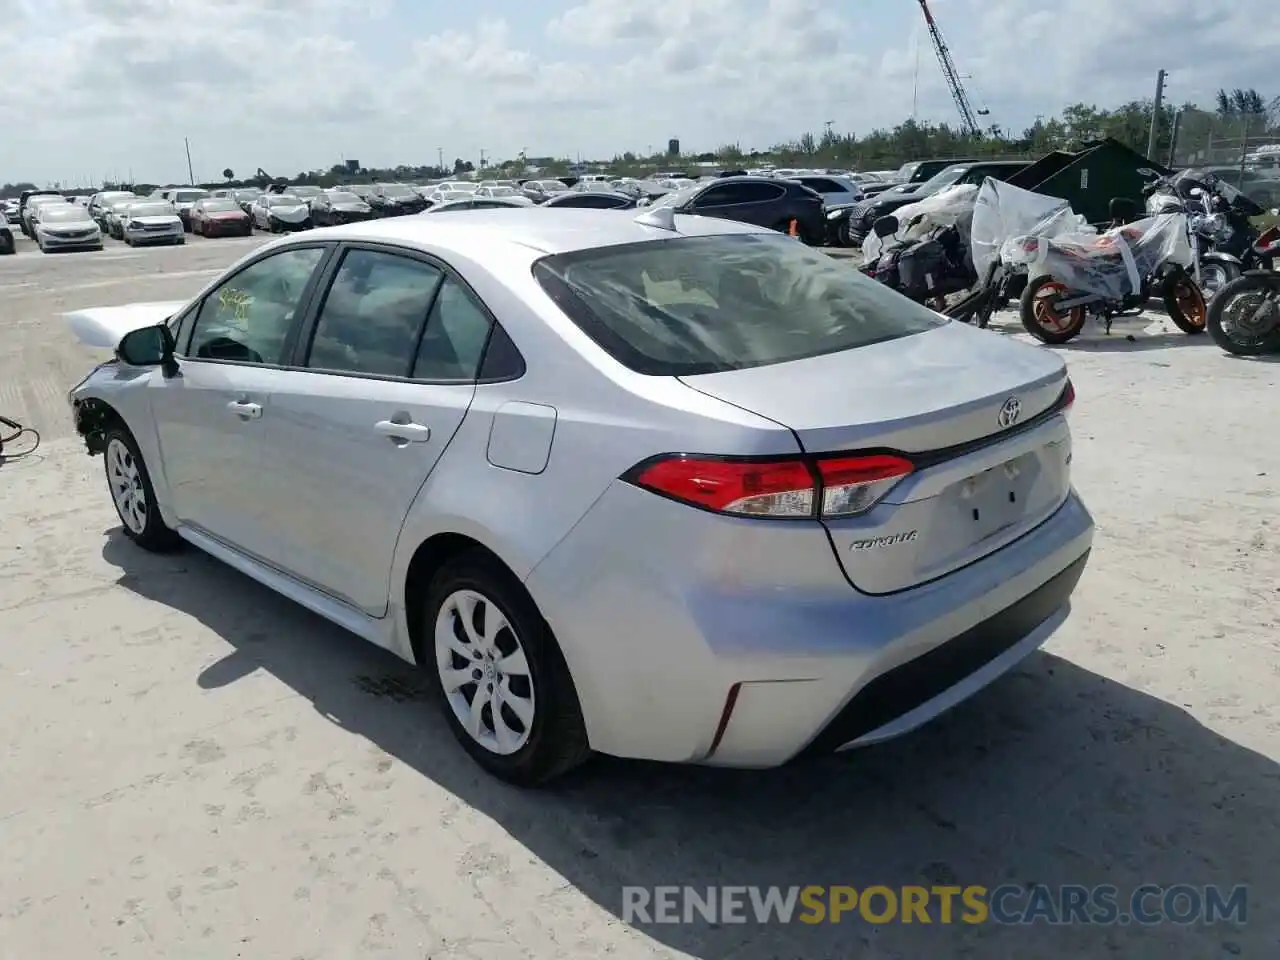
[1013,213,1207,344]
[1145,171,1266,299]
[1205,228,1280,355]
[859,213,974,311]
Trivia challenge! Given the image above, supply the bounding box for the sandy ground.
[1,236,1279,959]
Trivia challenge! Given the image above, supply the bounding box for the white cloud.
[0,0,1274,185]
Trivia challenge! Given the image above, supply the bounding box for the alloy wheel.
[434,589,535,755]
[106,437,147,534]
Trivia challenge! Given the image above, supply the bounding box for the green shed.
[1005,138,1170,225]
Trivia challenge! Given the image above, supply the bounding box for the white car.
[475,186,533,204]
[121,200,185,246]
[789,174,865,206]
[33,202,103,252]
[250,194,313,232]
[63,209,1092,785]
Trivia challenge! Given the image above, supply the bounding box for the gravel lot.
[1,234,1278,958]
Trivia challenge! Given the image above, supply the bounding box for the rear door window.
[305,249,444,377]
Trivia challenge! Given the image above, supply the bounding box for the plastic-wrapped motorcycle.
[1006,212,1207,344]
[944,179,1094,329]
[858,185,980,311]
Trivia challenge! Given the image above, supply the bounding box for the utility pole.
[1146,69,1166,161]
[437,147,443,171]
[479,148,486,170]
[1167,108,1183,168]
[184,137,195,184]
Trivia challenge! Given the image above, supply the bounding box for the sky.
[0,0,1274,186]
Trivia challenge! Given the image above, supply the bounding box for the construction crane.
[914,0,989,136]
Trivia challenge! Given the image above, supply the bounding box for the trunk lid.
[679,321,1073,593]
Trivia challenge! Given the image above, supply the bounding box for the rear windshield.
[534,234,946,376]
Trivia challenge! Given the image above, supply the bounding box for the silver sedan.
[64,209,1093,785]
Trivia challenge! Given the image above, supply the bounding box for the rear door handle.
[226,400,262,420]
[374,419,431,443]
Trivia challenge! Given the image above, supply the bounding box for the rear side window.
[412,277,493,380]
[534,234,946,376]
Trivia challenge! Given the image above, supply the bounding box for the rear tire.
[1162,272,1207,335]
[422,549,591,786]
[1019,275,1087,344]
[1206,274,1280,356]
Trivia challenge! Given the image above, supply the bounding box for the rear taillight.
[1061,378,1075,411]
[815,454,914,517]
[626,453,913,520]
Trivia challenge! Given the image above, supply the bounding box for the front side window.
[306,250,444,377]
[188,247,326,365]
[534,233,946,376]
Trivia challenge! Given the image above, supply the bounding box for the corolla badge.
[997,396,1022,429]
[850,531,918,551]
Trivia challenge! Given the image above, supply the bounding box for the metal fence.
[1167,112,1280,208]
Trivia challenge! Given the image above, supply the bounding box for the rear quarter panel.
[385,245,802,660]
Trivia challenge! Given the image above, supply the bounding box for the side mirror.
[117,323,174,368]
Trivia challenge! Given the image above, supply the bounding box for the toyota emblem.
[997,397,1022,428]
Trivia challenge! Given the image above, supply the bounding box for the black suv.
[654,176,825,243]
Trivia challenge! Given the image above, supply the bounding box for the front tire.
[103,426,181,552]
[1207,274,1280,356]
[1162,272,1207,335]
[1019,275,1087,344]
[423,550,590,786]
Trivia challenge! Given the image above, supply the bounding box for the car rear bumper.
[525,481,1094,767]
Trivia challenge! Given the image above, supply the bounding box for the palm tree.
[1215,88,1267,118]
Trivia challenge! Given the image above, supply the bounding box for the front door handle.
[226,400,262,420]
[374,419,431,443]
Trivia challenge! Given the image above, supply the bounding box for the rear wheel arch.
[405,533,592,783]
[405,533,516,665]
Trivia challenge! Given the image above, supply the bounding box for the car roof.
[289,208,770,257]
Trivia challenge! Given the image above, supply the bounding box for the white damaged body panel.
[64,301,185,349]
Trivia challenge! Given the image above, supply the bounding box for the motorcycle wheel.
[1161,273,1207,335]
[1206,275,1280,356]
[1019,276,1087,344]
[1198,261,1240,302]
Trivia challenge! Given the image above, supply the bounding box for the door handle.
[226,400,262,420]
[374,419,431,443]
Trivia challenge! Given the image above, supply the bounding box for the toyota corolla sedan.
[64,209,1093,785]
